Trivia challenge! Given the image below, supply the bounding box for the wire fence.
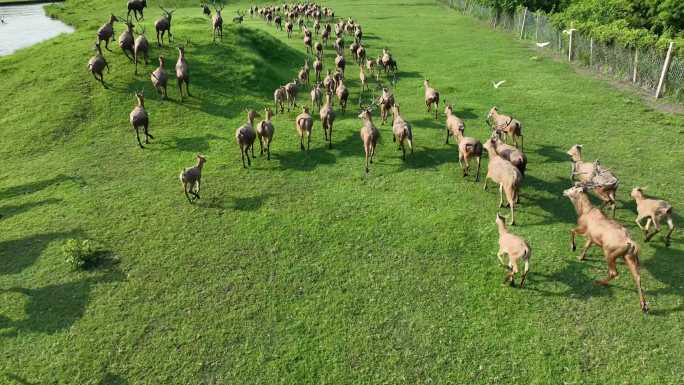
[443,0,684,101]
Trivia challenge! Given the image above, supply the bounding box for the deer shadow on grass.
[395,70,422,79]
[395,145,456,171]
[174,133,224,153]
[4,371,127,385]
[0,230,85,276]
[522,174,576,226]
[275,144,340,171]
[455,107,480,120]
[4,373,39,385]
[0,175,85,200]
[412,118,443,130]
[641,244,684,316]
[536,144,570,164]
[97,373,129,385]
[0,198,61,221]
[528,258,615,301]
[0,266,125,337]
[200,194,270,212]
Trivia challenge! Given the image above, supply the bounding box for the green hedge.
[475,0,683,52]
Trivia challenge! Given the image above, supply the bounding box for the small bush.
[62,239,99,270]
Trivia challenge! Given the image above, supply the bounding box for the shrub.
[62,239,99,270]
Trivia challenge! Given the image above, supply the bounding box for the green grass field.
[1,0,683,384]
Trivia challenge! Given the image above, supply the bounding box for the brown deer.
[564,184,648,312]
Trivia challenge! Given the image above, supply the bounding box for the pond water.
[0,3,74,56]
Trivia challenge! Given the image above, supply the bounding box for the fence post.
[632,48,638,84]
[535,13,539,41]
[655,41,675,99]
[589,38,593,67]
[568,30,573,61]
[520,8,527,39]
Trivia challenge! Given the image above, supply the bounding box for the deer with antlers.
[154,6,175,47]
[212,3,224,41]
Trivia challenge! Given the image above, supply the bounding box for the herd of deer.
[86,2,675,313]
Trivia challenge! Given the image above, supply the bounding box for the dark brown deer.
[87,42,109,88]
[129,91,153,149]
[97,14,119,51]
[117,18,135,62]
[127,0,147,21]
[154,6,175,47]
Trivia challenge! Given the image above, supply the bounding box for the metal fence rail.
[443,0,683,101]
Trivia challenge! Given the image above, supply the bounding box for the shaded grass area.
[0,0,683,384]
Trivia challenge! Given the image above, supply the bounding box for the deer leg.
[364,144,370,174]
[267,139,271,161]
[643,218,653,241]
[645,216,661,242]
[594,252,618,286]
[509,194,515,226]
[300,135,305,151]
[665,216,674,247]
[178,81,184,101]
[144,123,152,143]
[475,156,481,182]
[578,239,592,261]
[483,177,488,191]
[307,132,311,151]
[251,142,255,158]
[157,30,161,47]
[99,73,108,88]
[570,228,577,251]
[498,185,504,208]
[496,250,507,268]
[241,147,247,168]
[135,127,144,149]
[184,183,193,203]
[635,215,646,232]
[123,49,134,62]
[624,253,648,312]
[458,155,466,177]
[258,136,264,156]
[401,142,405,161]
[329,126,333,149]
[509,259,519,287]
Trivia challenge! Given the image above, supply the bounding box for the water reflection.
[0,3,74,56]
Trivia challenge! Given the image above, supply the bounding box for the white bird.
[492,80,506,89]
[536,41,550,48]
[562,28,577,35]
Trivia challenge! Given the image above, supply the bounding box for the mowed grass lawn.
[1,0,683,384]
